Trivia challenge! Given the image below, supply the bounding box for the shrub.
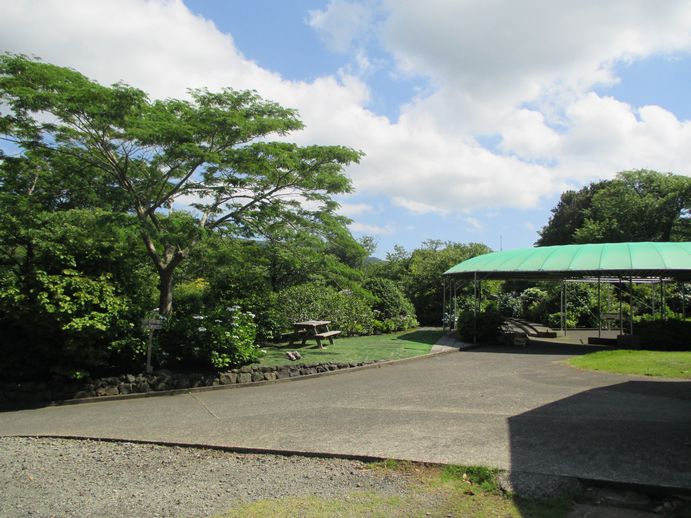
[633,318,691,350]
[364,278,416,321]
[274,282,375,337]
[496,292,522,318]
[157,304,259,370]
[0,268,142,381]
[546,312,577,329]
[520,287,549,323]
[456,308,504,343]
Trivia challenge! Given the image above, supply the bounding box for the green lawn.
[255,329,443,368]
[568,349,691,379]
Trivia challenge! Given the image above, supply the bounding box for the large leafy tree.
[0,55,361,315]
[536,181,606,246]
[537,170,691,245]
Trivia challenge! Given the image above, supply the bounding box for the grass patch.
[256,329,443,368]
[568,349,691,379]
[219,461,573,518]
[440,465,500,493]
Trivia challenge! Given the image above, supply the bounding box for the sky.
[1,0,691,256]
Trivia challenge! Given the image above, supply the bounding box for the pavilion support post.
[682,282,686,319]
[564,282,568,336]
[453,281,458,331]
[629,275,634,335]
[660,277,665,320]
[560,282,564,335]
[618,277,623,334]
[597,275,602,338]
[441,277,448,332]
[473,272,478,346]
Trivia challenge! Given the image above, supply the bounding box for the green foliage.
[0,54,361,316]
[538,170,691,245]
[633,319,691,350]
[520,287,549,323]
[158,304,259,370]
[363,277,417,325]
[496,292,522,318]
[273,282,374,336]
[0,207,153,380]
[367,240,491,325]
[440,465,500,493]
[456,307,504,343]
[546,312,577,329]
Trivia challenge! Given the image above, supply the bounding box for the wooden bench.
[314,330,341,348]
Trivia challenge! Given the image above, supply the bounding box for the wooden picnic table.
[292,320,341,349]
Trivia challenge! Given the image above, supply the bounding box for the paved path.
[1,342,690,490]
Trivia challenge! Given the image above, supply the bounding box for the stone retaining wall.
[0,361,379,409]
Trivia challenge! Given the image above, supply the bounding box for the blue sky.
[2,0,691,256]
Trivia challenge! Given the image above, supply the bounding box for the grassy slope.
[568,350,691,379]
[256,329,444,368]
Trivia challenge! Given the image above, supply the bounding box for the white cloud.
[348,222,393,235]
[464,217,484,232]
[307,0,374,53]
[392,197,448,215]
[383,0,691,126]
[337,202,376,217]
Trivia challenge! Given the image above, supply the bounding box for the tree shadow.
[395,329,445,345]
[508,380,691,515]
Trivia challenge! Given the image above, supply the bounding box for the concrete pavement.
[1,341,689,490]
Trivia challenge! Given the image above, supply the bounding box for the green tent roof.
[444,242,691,280]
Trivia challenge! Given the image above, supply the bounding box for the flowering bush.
[158,304,259,370]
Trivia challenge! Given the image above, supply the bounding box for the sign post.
[141,314,162,374]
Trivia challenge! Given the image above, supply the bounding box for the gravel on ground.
[0,436,412,518]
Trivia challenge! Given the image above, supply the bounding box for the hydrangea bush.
[158,304,260,370]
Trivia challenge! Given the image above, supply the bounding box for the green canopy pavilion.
[442,242,691,343]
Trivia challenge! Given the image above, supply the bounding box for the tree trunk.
[158,267,175,317]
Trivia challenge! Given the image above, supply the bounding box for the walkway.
[1,341,689,490]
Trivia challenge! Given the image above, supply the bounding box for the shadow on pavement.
[464,342,606,356]
[508,380,691,515]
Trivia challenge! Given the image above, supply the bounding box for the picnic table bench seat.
[315,330,341,339]
[291,320,341,349]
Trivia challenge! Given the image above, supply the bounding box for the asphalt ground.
[1,342,689,491]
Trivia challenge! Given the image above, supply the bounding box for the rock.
[176,378,191,389]
[103,386,120,396]
[238,373,252,384]
[125,374,136,383]
[119,383,133,394]
[134,382,150,393]
[276,369,290,379]
[73,390,93,399]
[219,372,237,385]
[263,372,277,381]
[251,371,264,382]
[153,382,168,391]
[239,366,253,373]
